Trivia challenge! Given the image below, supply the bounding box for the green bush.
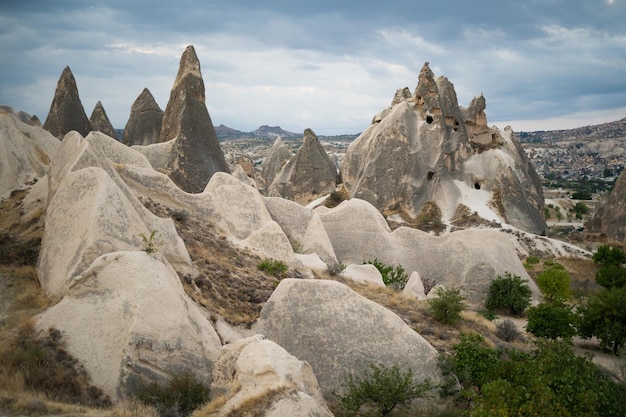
[526,302,577,340]
[135,372,210,417]
[140,230,164,254]
[535,262,571,302]
[595,264,626,289]
[427,287,465,325]
[365,259,409,290]
[578,286,626,354]
[485,272,532,316]
[336,363,431,417]
[445,333,501,389]
[257,259,288,277]
[592,245,626,266]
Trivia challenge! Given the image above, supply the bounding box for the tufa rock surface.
[123,88,164,146]
[261,136,292,189]
[89,101,118,140]
[43,66,92,139]
[586,170,626,244]
[342,62,546,234]
[158,45,229,192]
[268,128,338,204]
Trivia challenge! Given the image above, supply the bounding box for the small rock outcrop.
[261,137,292,189]
[158,45,229,192]
[342,63,546,234]
[0,109,59,197]
[586,170,626,243]
[123,88,164,146]
[43,66,92,139]
[89,101,118,140]
[206,335,333,417]
[268,129,338,204]
[256,279,442,395]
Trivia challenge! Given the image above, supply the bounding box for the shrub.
[526,302,577,340]
[578,286,626,354]
[140,230,164,254]
[485,272,531,316]
[365,259,409,290]
[535,262,571,302]
[592,245,626,266]
[135,372,210,417]
[336,363,432,417]
[427,287,465,325]
[495,319,520,342]
[446,333,501,389]
[257,259,288,278]
[595,264,626,289]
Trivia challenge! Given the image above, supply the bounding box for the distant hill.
[518,117,626,143]
[214,124,300,141]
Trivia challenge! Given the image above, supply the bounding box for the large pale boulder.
[158,45,229,192]
[43,66,92,139]
[207,335,332,417]
[237,220,299,266]
[123,88,164,146]
[586,170,626,244]
[268,129,338,205]
[89,101,118,140]
[256,279,441,395]
[341,264,385,287]
[342,62,546,234]
[37,251,221,400]
[318,198,539,305]
[0,110,59,197]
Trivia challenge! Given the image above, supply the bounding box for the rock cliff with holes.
[43,66,92,139]
[342,62,546,234]
[586,170,626,244]
[123,88,164,146]
[267,129,338,204]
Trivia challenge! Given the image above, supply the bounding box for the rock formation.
[267,128,338,204]
[261,137,292,189]
[256,279,442,395]
[0,108,59,197]
[206,335,333,417]
[586,170,626,243]
[158,45,229,192]
[123,88,163,146]
[89,101,118,140]
[342,63,546,234]
[43,66,92,139]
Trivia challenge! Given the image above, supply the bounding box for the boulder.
[158,45,229,192]
[341,62,546,234]
[403,271,426,299]
[268,129,338,205]
[318,198,540,305]
[89,101,118,140]
[43,66,92,139]
[207,335,332,417]
[37,251,221,400]
[586,170,626,244]
[123,88,164,146]
[0,110,59,197]
[341,264,385,287]
[256,279,441,395]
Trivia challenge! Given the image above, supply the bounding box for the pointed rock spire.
[261,137,292,188]
[43,66,92,139]
[159,45,229,193]
[89,101,118,140]
[123,88,163,146]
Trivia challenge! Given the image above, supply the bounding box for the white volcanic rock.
[37,251,221,400]
[261,137,292,189]
[256,279,442,395]
[207,335,332,417]
[319,198,540,305]
[403,271,426,299]
[342,63,546,234]
[341,264,385,287]
[237,220,299,266]
[0,110,59,198]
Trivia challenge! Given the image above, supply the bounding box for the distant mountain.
[213,124,299,141]
[518,117,626,143]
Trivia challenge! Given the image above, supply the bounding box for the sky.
[1,0,626,136]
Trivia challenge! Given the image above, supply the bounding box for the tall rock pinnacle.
[159,45,229,192]
[89,101,118,140]
[43,66,92,139]
[123,88,163,146]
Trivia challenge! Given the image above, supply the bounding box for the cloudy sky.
[1,0,626,135]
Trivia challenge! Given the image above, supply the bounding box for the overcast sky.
[1,0,626,135]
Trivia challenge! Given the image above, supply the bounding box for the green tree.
[578,286,626,354]
[592,245,626,266]
[526,302,577,340]
[485,272,532,316]
[595,264,626,289]
[336,363,431,417]
[427,287,465,325]
[535,262,571,302]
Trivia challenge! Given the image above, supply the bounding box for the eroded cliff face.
[342,62,547,234]
[586,170,626,243]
